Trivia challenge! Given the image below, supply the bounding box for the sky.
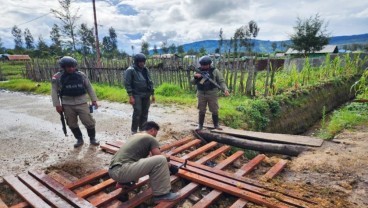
[1,0,367,54]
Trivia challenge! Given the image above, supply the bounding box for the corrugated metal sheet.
[6,55,31,61]
[285,45,338,55]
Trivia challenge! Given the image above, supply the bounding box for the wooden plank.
[3,175,51,208]
[229,199,248,208]
[176,170,289,208]
[232,159,287,208]
[190,151,244,208]
[169,159,314,207]
[17,174,74,208]
[105,137,192,152]
[88,175,149,207]
[211,128,324,147]
[213,150,244,170]
[0,198,8,208]
[9,202,28,208]
[234,154,266,177]
[76,178,115,198]
[181,141,217,160]
[65,169,108,190]
[100,144,119,154]
[161,137,193,151]
[120,175,181,208]
[195,145,230,164]
[263,160,288,180]
[28,170,95,208]
[166,139,201,155]
[48,171,73,186]
[157,150,244,208]
[191,189,222,208]
[154,182,199,208]
[105,140,124,148]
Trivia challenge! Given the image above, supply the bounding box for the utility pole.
[92,0,101,68]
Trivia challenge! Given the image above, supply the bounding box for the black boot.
[87,128,99,146]
[71,127,84,148]
[196,113,205,130]
[212,114,222,130]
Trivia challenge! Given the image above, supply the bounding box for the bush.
[155,83,184,97]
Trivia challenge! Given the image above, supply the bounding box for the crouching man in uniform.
[51,56,99,148]
[108,121,179,203]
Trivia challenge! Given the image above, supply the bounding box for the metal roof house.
[1,54,31,61]
[285,45,339,56]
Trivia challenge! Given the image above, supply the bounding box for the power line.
[16,12,53,27]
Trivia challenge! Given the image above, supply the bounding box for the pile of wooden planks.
[0,137,318,207]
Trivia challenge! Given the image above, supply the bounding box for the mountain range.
[161,33,368,54]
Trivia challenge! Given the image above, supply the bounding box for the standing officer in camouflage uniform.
[51,56,99,148]
[109,121,179,203]
[191,56,230,130]
[124,53,155,134]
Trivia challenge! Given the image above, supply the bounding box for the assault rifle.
[58,94,67,136]
[59,111,67,136]
[193,67,224,92]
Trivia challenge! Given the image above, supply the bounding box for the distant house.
[151,53,180,59]
[1,54,31,62]
[285,45,338,56]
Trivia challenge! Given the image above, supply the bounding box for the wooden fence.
[24,57,285,96]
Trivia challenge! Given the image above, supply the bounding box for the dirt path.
[0,90,197,179]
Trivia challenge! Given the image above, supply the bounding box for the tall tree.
[169,43,176,54]
[24,28,35,50]
[177,45,184,54]
[153,44,158,55]
[290,14,330,57]
[271,42,277,53]
[141,41,150,56]
[218,28,224,54]
[102,27,118,58]
[199,47,207,56]
[78,23,95,55]
[11,25,23,51]
[34,36,50,57]
[0,37,4,53]
[51,0,80,51]
[161,41,169,54]
[108,27,118,52]
[50,24,63,55]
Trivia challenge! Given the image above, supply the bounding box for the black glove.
[169,165,179,175]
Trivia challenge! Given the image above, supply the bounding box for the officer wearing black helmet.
[191,55,230,130]
[51,56,99,147]
[124,53,155,134]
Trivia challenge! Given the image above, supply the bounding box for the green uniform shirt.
[109,133,160,168]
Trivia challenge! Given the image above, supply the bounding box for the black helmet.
[59,56,77,68]
[199,56,212,65]
[134,53,146,63]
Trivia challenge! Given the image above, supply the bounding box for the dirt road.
[0,90,197,179]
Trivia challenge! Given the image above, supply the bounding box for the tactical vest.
[196,67,217,91]
[60,72,86,96]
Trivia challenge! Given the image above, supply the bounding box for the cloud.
[0,0,367,53]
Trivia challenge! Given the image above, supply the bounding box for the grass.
[318,102,368,139]
[0,62,26,79]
